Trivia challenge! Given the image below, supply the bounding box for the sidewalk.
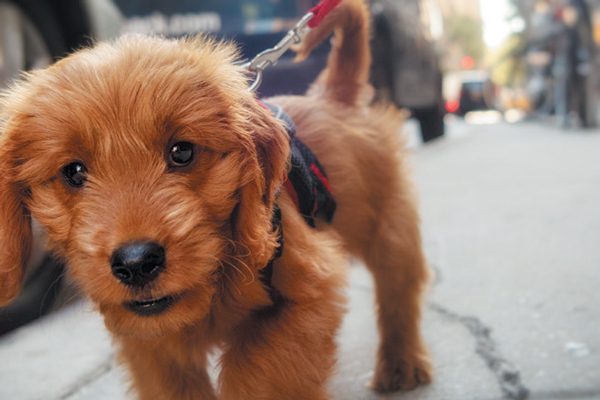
[1,119,599,400]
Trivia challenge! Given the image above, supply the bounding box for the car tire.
[0,0,67,87]
[416,103,445,143]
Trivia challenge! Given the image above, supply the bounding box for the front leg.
[119,338,216,400]
[219,302,341,400]
[219,197,347,400]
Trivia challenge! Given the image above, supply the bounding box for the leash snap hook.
[244,12,314,92]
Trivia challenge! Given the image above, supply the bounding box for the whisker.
[221,254,255,285]
[38,272,67,315]
[55,289,83,310]
[207,256,242,296]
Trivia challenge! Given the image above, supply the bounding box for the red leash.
[308,0,342,28]
[245,0,343,92]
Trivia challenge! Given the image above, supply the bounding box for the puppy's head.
[0,36,289,337]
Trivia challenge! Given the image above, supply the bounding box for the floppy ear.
[0,140,32,306]
[232,100,290,269]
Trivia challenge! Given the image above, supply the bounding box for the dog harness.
[258,101,336,305]
[263,101,336,227]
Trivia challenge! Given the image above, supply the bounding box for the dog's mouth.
[124,295,177,317]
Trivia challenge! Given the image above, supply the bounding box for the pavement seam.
[429,302,530,400]
[55,354,115,400]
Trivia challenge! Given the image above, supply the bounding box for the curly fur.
[0,1,431,398]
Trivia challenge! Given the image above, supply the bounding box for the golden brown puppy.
[0,0,431,398]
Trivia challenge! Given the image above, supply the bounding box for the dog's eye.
[62,161,87,188]
[168,142,194,167]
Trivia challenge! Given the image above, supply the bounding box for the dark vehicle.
[0,0,445,334]
[453,71,496,116]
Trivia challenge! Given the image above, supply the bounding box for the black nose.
[110,241,166,287]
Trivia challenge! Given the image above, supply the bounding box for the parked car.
[0,0,445,334]
[444,70,496,116]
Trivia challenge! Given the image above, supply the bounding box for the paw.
[370,352,432,392]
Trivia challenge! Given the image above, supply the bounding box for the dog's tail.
[295,0,371,106]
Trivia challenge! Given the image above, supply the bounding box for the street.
[1,117,599,400]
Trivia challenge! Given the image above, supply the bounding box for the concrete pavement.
[1,117,599,400]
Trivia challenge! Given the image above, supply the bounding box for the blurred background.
[1,0,599,140]
[2,0,599,138]
[1,1,599,399]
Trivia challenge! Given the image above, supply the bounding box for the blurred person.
[552,0,592,128]
[527,0,558,114]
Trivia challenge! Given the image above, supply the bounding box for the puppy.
[0,0,431,398]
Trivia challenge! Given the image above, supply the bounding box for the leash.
[244,0,342,92]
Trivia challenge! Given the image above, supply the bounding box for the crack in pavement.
[426,238,528,399]
[429,302,529,400]
[56,354,115,400]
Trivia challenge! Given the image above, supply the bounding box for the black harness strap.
[257,101,337,306]
[258,206,284,305]
[262,102,336,226]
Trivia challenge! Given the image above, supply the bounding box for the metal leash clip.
[244,12,314,92]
